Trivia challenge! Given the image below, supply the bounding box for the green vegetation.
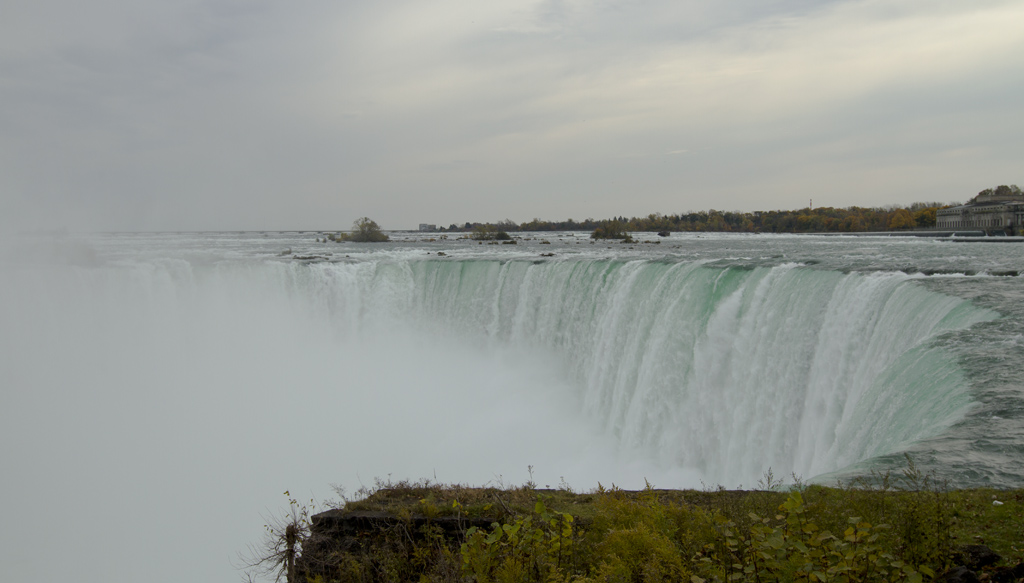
[448,204,950,236]
[590,220,634,241]
[443,185,1024,234]
[252,466,1024,583]
[976,185,1023,199]
[471,224,513,241]
[330,217,390,242]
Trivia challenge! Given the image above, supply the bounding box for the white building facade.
[935,189,1024,234]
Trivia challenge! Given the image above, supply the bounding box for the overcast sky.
[2,0,1022,231]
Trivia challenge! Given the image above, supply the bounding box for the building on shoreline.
[936,186,1024,234]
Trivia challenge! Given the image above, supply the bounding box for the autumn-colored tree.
[913,207,937,228]
[888,209,916,230]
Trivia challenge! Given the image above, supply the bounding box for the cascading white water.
[354,258,991,484]
[213,255,992,484]
[4,253,995,485]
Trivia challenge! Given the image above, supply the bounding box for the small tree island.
[590,220,634,241]
[329,217,390,242]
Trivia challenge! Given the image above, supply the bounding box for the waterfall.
[2,255,996,486]
[307,257,995,483]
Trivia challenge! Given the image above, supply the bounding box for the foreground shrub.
[586,523,687,583]
[694,491,934,583]
[461,500,578,583]
[254,471,1023,583]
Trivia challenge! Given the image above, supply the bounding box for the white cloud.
[0,0,1021,230]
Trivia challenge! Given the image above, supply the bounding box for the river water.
[2,230,1022,582]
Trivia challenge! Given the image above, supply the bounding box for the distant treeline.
[438,202,949,234]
